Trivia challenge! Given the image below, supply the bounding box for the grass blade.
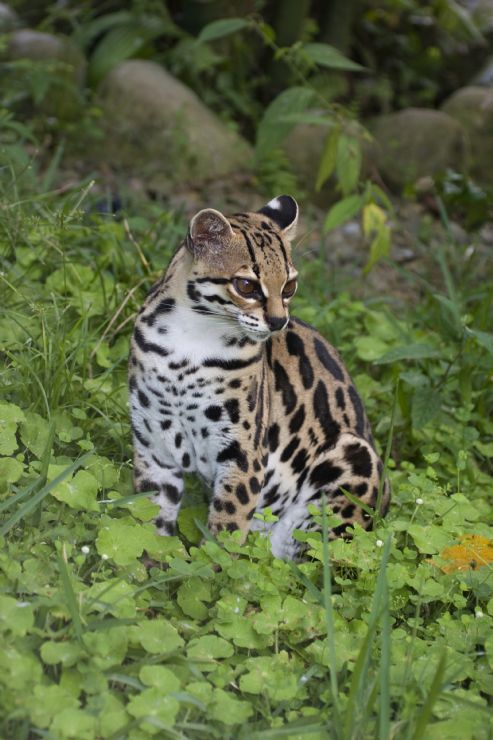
[344,536,392,738]
[0,452,91,536]
[379,576,391,740]
[57,543,84,643]
[376,380,398,521]
[321,498,342,735]
[411,651,447,740]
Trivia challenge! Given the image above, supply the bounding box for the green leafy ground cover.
[1,164,493,739]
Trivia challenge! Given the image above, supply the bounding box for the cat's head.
[186,195,299,341]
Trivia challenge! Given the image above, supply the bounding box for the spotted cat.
[129,195,390,559]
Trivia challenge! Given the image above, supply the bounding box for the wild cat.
[129,195,389,559]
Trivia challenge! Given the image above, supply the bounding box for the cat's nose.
[266,316,287,332]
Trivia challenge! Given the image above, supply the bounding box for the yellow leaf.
[438,534,493,573]
[362,203,386,237]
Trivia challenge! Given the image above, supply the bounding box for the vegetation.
[1,1,493,738]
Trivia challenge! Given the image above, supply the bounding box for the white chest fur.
[131,305,256,485]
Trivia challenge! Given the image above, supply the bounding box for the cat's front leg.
[208,457,264,541]
[133,448,184,535]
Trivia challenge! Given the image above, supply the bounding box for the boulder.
[470,0,493,34]
[0,3,18,33]
[281,113,333,203]
[471,57,493,86]
[7,30,86,119]
[368,108,467,190]
[95,60,254,191]
[442,86,493,186]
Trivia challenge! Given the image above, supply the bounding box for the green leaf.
[187,635,234,660]
[27,685,79,730]
[86,579,137,618]
[131,619,184,654]
[216,614,271,649]
[364,223,391,273]
[40,640,83,667]
[323,194,364,232]
[178,503,208,544]
[89,18,168,85]
[240,654,301,701]
[177,577,212,619]
[336,134,362,195]
[0,595,34,636]
[354,336,390,362]
[94,694,128,739]
[412,385,442,430]
[0,453,91,536]
[20,411,51,459]
[303,42,365,72]
[408,525,451,554]
[51,470,100,512]
[375,343,441,364]
[84,626,128,669]
[198,18,250,43]
[467,328,493,356]
[139,665,181,691]
[50,707,97,739]
[127,687,180,727]
[485,631,493,670]
[74,10,133,48]
[0,457,24,487]
[256,86,316,157]
[316,127,339,191]
[210,688,253,725]
[95,517,151,564]
[0,402,25,455]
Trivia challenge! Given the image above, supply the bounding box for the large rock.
[95,60,254,191]
[0,3,18,32]
[469,0,493,34]
[442,86,493,186]
[281,112,333,203]
[368,108,467,190]
[471,57,493,86]
[7,29,86,118]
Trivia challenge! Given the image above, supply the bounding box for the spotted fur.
[129,195,390,559]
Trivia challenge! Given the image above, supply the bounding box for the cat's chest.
[137,358,236,480]
[132,304,264,480]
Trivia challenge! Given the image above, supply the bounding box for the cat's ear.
[187,208,234,259]
[257,195,298,240]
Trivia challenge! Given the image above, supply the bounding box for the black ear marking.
[257,195,299,234]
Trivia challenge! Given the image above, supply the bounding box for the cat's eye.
[282,279,297,299]
[233,278,261,298]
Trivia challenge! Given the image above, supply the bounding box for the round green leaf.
[41,640,83,667]
[132,619,184,654]
[187,635,234,660]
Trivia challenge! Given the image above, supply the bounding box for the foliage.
[0,0,492,735]
[1,144,492,737]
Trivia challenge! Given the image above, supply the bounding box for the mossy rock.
[442,86,493,187]
[95,60,253,192]
[368,108,468,190]
[0,3,19,33]
[6,29,86,120]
